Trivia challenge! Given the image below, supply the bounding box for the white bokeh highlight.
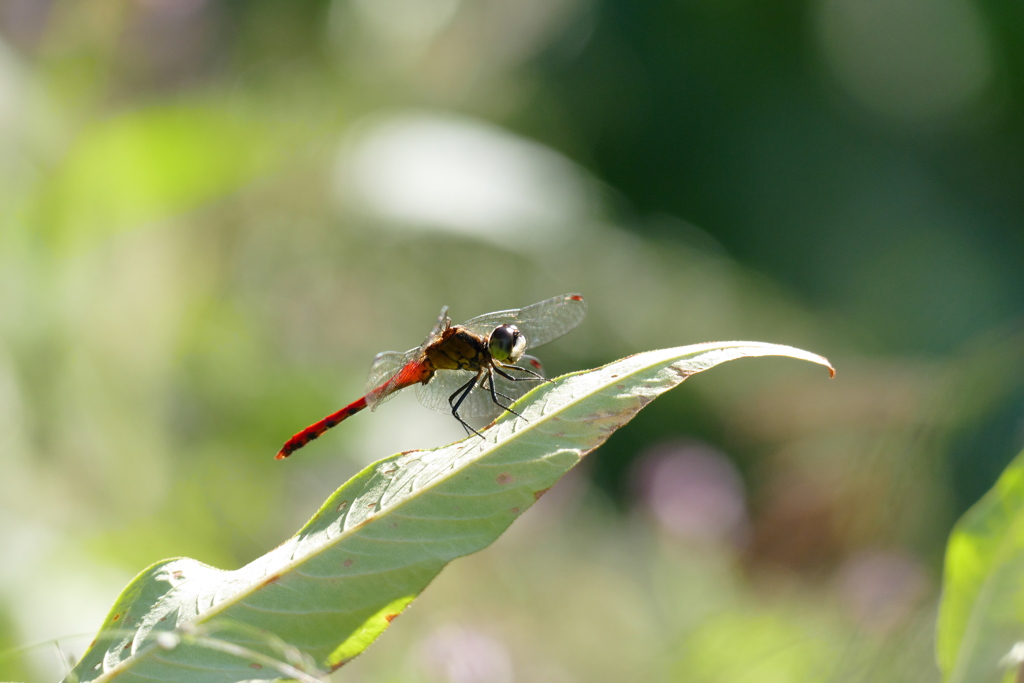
[335,111,592,250]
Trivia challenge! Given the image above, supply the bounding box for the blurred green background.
[1,0,1022,681]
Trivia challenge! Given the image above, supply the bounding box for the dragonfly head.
[488,324,527,363]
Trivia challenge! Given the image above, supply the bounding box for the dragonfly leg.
[486,369,525,420]
[493,364,550,383]
[449,374,485,438]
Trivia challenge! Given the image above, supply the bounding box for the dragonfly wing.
[459,293,586,350]
[364,348,420,410]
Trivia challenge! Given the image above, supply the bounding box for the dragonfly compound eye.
[489,324,527,362]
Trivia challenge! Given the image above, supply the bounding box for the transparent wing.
[459,293,586,350]
[415,358,546,420]
[364,348,419,410]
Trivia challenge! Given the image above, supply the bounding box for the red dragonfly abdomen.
[275,360,433,459]
[275,396,369,459]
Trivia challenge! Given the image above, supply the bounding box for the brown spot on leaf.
[172,570,183,580]
[249,663,262,670]
[329,658,351,672]
[534,488,550,501]
[344,559,353,567]
[384,613,399,623]
[262,574,282,586]
[511,507,520,514]
[337,500,349,511]
[496,472,514,485]
[112,613,121,621]
[670,366,694,380]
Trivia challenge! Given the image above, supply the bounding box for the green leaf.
[938,447,1024,683]
[66,342,833,683]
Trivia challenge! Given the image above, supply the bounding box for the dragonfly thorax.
[488,324,527,363]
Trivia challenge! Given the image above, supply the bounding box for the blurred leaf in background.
[0,0,1021,680]
[938,447,1024,683]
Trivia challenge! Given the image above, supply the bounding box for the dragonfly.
[276,293,586,459]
